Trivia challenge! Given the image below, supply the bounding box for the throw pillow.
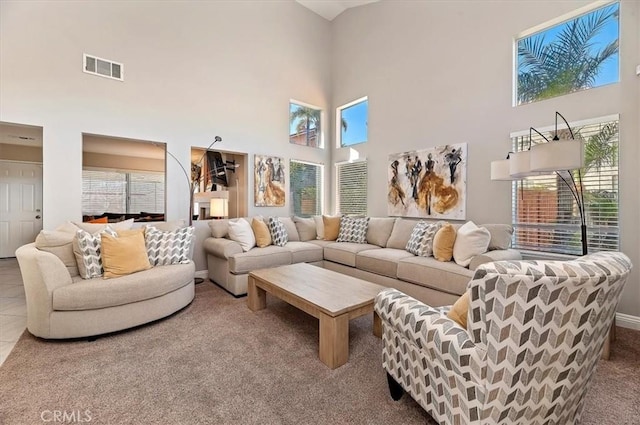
[74,218,134,233]
[322,215,341,241]
[88,217,108,224]
[337,216,370,244]
[145,225,194,266]
[452,221,491,267]
[268,217,288,247]
[313,215,325,240]
[227,218,256,252]
[101,232,151,279]
[35,230,79,276]
[447,291,470,329]
[405,221,442,256]
[278,217,300,242]
[482,224,514,250]
[73,227,118,279]
[251,218,272,248]
[433,223,457,262]
[293,216,317,242]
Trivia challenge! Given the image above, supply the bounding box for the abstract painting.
[387,143,467,219]
[254,154,285,207]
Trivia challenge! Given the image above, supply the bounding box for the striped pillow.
[336,216,370,244]
[144,226,194,266]
[75,227,118,279]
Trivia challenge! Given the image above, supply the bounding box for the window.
[336,160,367,215]
[290,101,321,148]
[337,97,368,147]
[82,169,165,215]
[289,160,323,217]
[511,116,619,256]
[516,2,619,105]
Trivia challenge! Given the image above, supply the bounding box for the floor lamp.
[491,112,587,255]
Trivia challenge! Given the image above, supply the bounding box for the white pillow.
[228,218,256,252]
[313,215,325,240]
[453,221,491,267]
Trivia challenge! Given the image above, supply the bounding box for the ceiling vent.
[83,54,123,81]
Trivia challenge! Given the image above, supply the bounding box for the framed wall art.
[387,143,467,219]
[254,154,285,207]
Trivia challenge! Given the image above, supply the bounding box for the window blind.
[289,160,322,217]
[82,169,164,215]
[336,160,367,215]
[511,119,619,255]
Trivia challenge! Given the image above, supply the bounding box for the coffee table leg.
[373,311,382,338]
[319,312,349,369]
[247,276,266,311]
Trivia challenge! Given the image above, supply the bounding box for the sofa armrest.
[468,248,522,271]
[203,237,243,259]
[374,288,485,383]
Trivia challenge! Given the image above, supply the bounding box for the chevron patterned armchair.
[374,251,632,425]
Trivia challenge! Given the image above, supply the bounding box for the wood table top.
[249,263,387,317]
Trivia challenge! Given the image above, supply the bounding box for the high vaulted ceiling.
[296,0,379,21]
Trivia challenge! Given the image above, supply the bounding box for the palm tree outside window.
[516,2,619,105]
[290,102,322,148]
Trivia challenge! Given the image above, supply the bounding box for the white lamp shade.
[509,151,533,178]
[490,159,512,181]
[530,139,583,172]
[210,198,228,218]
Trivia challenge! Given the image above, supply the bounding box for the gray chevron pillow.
[336,216,370,244]
[406,221,443,257]
[75,226,118,279]
[145,225,194,266]
[268,217,288,247]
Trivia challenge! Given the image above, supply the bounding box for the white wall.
[0,0,332,227]
[331,0,640,317]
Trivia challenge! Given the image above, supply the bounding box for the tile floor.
[0,258,27,366]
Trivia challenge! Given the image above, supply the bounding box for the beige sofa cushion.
[210,219,230,238]
[279,217,300,242]
[73,219,134,233]
[293,216,317,241]
[323,242,380,267]
[397,256,473,296]
[228,246,291,274]
[356,248,414,278]
[386,218,419,249]
[482,224,514,250]
[53,262,193,311]
[284,242,323,263]
[366,217,396,247]
[35,230,79,277]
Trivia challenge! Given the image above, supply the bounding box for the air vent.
[83,54,123,81]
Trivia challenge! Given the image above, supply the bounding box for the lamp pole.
[165,136,223,226]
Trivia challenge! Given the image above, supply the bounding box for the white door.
[0,161,43,258]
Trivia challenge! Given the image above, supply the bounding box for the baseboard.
[616,313,640,330]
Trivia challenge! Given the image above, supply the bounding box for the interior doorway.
[191,148,248,219]
[0,122,44,258]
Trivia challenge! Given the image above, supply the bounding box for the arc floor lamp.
[491,112,587,255]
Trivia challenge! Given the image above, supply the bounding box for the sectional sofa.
[203,217,521,306]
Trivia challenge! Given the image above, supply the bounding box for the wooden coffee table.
[247,263,386,369]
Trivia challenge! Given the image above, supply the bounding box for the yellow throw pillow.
[447,291,470,329]
[433,222,456,262]
[101,232,151,279]
[117,228,145,238]
[323,215,341,241]
[251,218,272,248]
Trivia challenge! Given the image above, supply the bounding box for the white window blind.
[511,118,619,255]
[82,169,164,215]
[336,160,367,215]
[290,160,323,217]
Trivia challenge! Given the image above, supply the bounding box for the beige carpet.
[0,282,638,425]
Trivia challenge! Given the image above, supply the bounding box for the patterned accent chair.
[374,251,632,425]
